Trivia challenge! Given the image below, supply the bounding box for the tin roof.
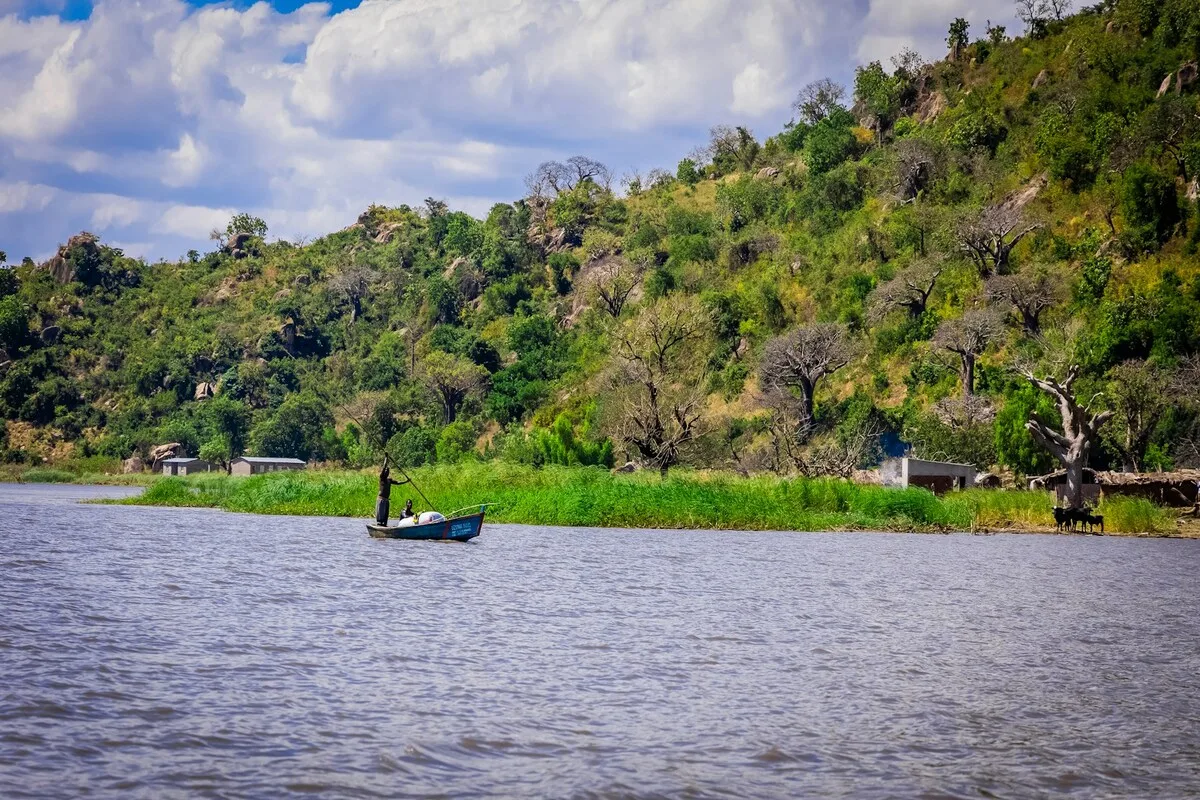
[161,457,204,464]
[232,457,307,465]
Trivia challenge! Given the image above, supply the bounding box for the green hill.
[2,1,1199,482]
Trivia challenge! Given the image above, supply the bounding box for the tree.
[588,256,647,319]
[760,323,854,432]
[0,296,30,354]
[226,213,268,239]
[611,295,711,475]
[1015,0,1044,35]
[794,78,846,125]
[869,261,943,321]
[853,61,901,142]
[894,138,941,202]
[1106,361,1169,472]
[1120,162,1181,252]
[934,309,1004,396]
[985,270,1061,334]
[329,265,376,325]
[706,125,760,174]
[1023,365,1114,509]
[525,156,611,199]
[249,391,339,462]
[1043,0,1071,21]
[422,351,486,424]
[947,18,970,61]
[957,205,1041,276]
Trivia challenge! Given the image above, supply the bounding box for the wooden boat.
[367,510,485,542]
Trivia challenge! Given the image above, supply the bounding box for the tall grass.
[132,464,970,532]
[125,465,1183,534]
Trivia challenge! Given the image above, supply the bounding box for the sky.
[0,0,1021,263]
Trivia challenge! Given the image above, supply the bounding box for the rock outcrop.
[149,443,183,468]
[1032,69,1048,89]
[123,454,146,474]
[755,167,781,181]
[194,382,216,401]
[1159,73,1175,99]
[1178,62,1198,93]
[40,232,99,285]
[225,232,253,260]
[40,326,61,345]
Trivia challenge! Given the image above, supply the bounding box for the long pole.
[393,462,435,512]
[341,403,437,512]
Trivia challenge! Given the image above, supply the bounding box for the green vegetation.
[123,466,1178,535]
[3,3,1200,518]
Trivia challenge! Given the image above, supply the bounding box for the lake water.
[2,485,1199,798]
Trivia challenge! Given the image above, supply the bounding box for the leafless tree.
[589,256,647,319]
[1106,361,1170,473]
[934,309,1005,396]
[760,323,854,432]
[794,78,846,125]
[869,260,943,322]
[957,205,1042,276]
[984,270,1061,334]
[611,295,711,476]
[894,139,941,202]
[329,265,376,325]
[1015,0,1043,35]
[1043,0,1071,21]
[525,156,612,199]
[1023,365,1114,509]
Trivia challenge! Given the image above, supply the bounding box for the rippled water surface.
[2,485,1200,798]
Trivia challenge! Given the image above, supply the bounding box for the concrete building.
[230,457,307,476]
[158,457,216,476]
[883,457,977,494]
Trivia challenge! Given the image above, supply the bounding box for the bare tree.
[869,260,943,322]
[934,309,1005,396]
[589,256,647,319]
[525,156,612,199]
[794,78,846,125]
[984,270,1061,334]
[760,324,854,432]
[894,139,941,202]
[1023,365,1114,509]
[1015,0,1043,35]
[1106,361,1169,473]
[957,205,1042,276]
[611,295,711,476]
[329,265,376,325]
[422,351,487,423]
[1042,0,1071,21]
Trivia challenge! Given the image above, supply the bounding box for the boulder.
[40,325,62,345]
[755,167,781,181]
[1158,73,1175,99]
[225,231,253,260]
[373,222,403,245]
[734,337,750,361]
[40,232,100,285]
[1188,178,1199,203]
[1177,62,1198,93]
[612,461,641,474]
[1032,69,1048,89]
[123,454,146,474]
[915,92,947,124]
[149,443,183,467]
[975,473,1002,489]
[194,382,216,401]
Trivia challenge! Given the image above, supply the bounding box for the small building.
[883,457,977,494]
[230,457,307,476]
[158,457,216,476]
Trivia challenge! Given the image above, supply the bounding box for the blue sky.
[0,0,1019,262]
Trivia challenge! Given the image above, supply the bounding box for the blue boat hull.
[367,512,484,541]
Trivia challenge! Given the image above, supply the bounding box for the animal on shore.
[1052,506,1104,534]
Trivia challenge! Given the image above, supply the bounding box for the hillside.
[1,1,1199,481]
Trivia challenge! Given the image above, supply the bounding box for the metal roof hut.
[158,457,217,476]
[230,457,308,476]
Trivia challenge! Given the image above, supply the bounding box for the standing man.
[376,455,410,526]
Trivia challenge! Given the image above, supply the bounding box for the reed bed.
[124,465,1182,535]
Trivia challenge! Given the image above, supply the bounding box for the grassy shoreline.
[86,463,1186,536]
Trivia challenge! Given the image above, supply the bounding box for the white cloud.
[0,0,1019,261]
[155,204,235,239]
[0,181,57,213]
